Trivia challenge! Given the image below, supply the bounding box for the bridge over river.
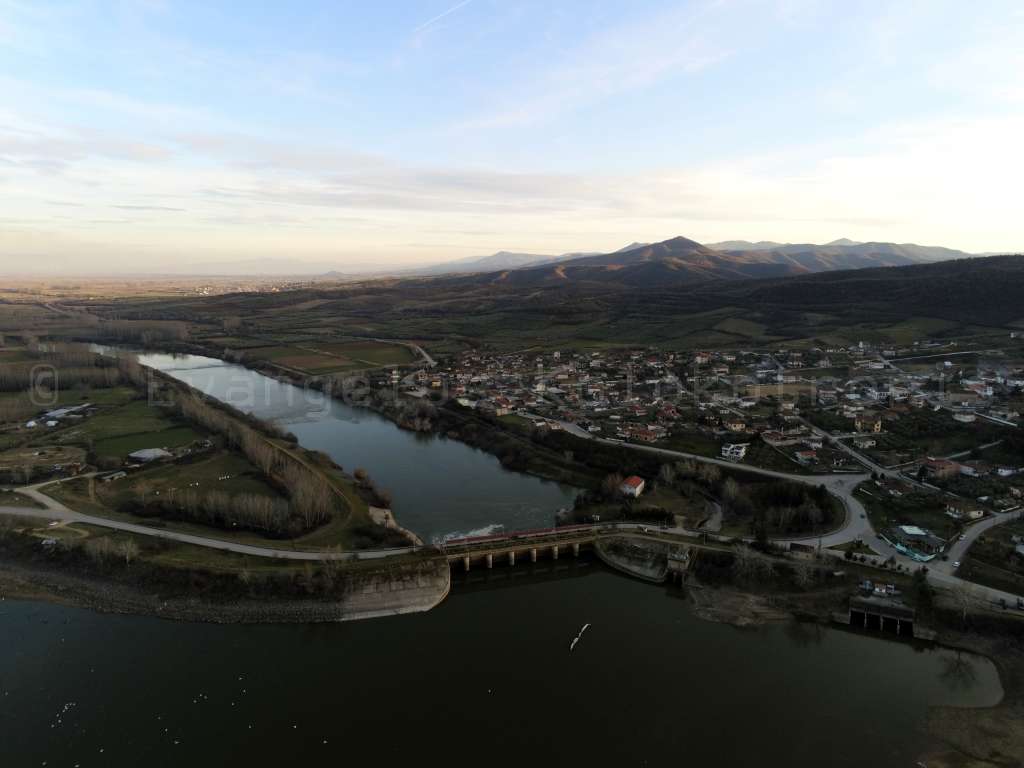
[441,524,604,571]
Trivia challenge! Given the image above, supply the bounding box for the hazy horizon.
[2,0,1023,274]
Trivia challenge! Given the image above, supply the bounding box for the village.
[390,336,1024,568]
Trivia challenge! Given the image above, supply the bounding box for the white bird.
[569,623,591,651]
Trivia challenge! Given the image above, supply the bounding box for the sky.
[1,0,1022,274]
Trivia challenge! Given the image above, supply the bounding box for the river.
[132,351,578,542]
[1,565,1002,767]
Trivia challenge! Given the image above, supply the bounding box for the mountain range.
[412,235,978,289]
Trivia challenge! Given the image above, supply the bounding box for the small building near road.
[923,457,960,479]
[882,524,947,561]
[620,475,646,498]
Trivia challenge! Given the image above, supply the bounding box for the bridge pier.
[531,548,537,563]
[572,543,580,557]
[486,553,493,569]
[509,551,516,566]
[463,556,471,572]
[552,545,559,560]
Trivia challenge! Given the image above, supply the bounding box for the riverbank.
[0,555,450,624]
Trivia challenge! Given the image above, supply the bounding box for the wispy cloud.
[111,204,185,212]
[455,1,735,129]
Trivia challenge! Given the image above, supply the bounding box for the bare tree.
[794,560,817,589]
[951,583,975,626]
[657,463,676,487]
[134,480,154,507]
[120,537,140,565]
[697,463,721,486]
[602,473,625,499]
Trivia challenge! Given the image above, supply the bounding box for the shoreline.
[0,557,450,624]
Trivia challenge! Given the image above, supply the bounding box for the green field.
[235,339,416,374]
[867,410,1005,461]
[93,426,201,459]
[308,340,417,366]
[712,317,769,338]
[99,451,282,506]
[56,401,179,443]
[856,482,958,540]
[55,386,139,407]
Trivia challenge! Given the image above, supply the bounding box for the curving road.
[558,425,875,547]
[2,479,417,562]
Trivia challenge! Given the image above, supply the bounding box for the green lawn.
[94,451,283,512]
[660,432,719,457]
[55,386,139,407]
[93,426,201,459]
[312,340,417,366]
[61,400,180,443]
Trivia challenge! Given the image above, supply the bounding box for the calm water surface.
[133,351,577,542]
[0,566,1002,767]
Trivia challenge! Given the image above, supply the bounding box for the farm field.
[856,482,959,540]
[865,410,1005,463]
[47,399,204,461]
[232,339,418,375]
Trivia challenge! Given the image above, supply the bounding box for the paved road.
[3,479,417,562]
[564,428,874,547]
[5,452,1021,605]
[929,508,1023,576]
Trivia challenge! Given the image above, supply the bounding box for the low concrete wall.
[594,537,668,583]
[340,560,451,621]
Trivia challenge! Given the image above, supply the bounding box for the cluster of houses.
[923,456,1022,483]
[388,337,1022,474]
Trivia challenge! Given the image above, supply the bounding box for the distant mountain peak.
[825,238,862,246]
[615,241,649,253]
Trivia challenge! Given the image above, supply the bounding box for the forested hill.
[722,254,1024,327]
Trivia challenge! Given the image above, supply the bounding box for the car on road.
[953,561,961,568]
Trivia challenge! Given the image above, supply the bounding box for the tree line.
[175,391,337,534]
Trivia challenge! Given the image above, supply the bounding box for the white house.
[721,443,749,461]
